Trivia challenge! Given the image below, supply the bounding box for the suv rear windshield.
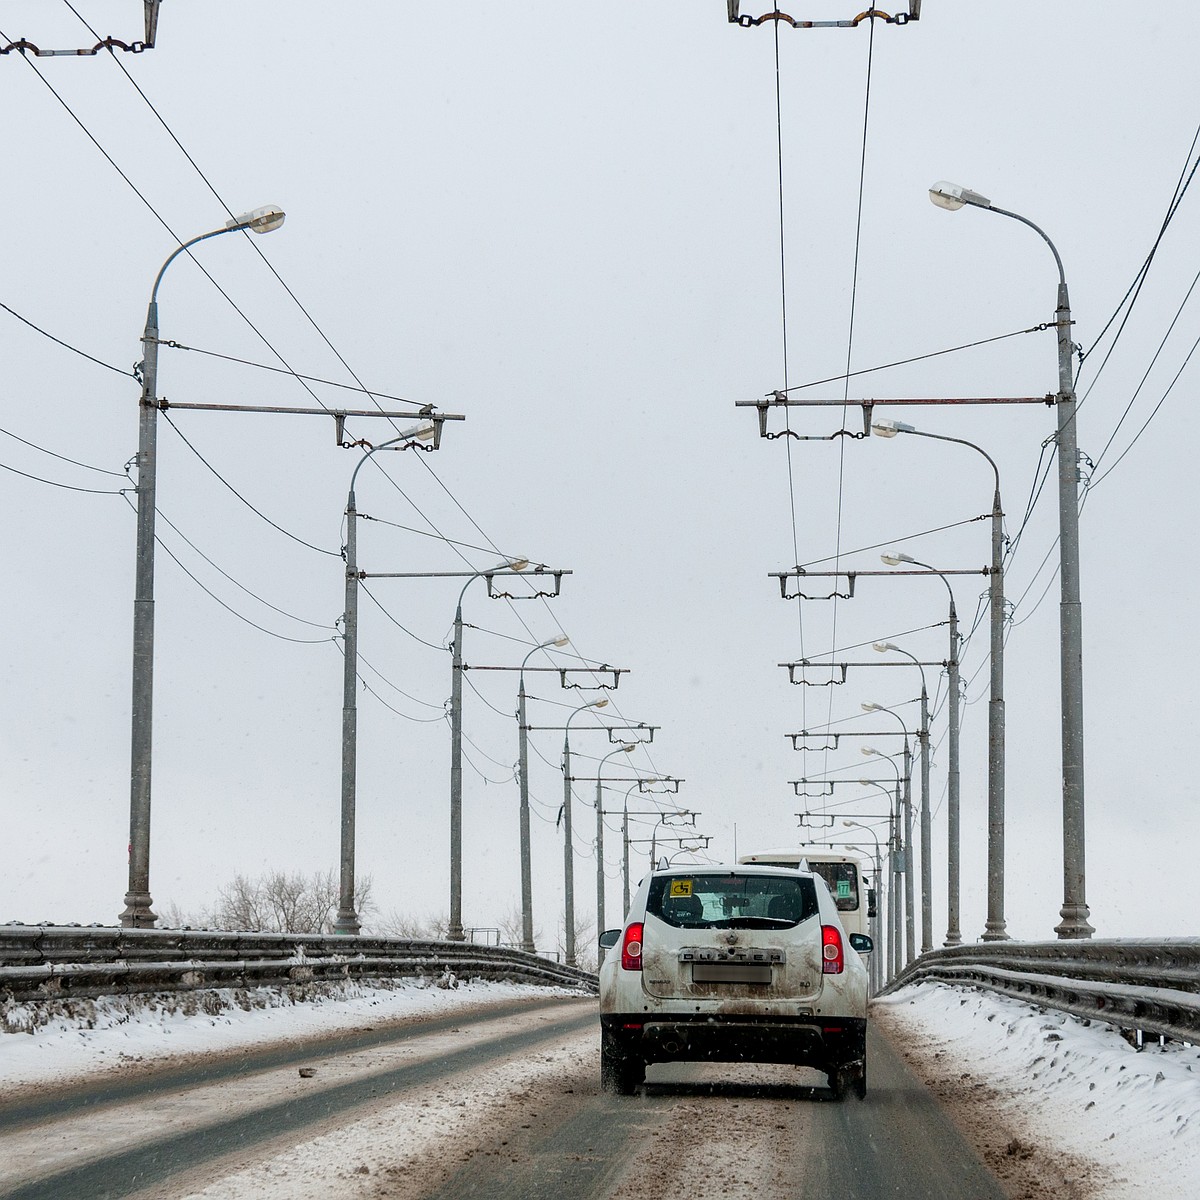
[646,872,820,929]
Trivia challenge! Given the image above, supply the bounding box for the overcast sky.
[2,1,1196,947]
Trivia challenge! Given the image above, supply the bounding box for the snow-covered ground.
[0,976,581,1091]
[874,982,1200,1199]
[3,977,1197,1198]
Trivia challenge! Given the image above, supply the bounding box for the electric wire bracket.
[727,2,921,29]
[3,0,161,56]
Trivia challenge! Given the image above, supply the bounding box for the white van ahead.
[738,847,875,940]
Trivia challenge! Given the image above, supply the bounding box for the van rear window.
[808,862,860,912]
[646,873,819,929]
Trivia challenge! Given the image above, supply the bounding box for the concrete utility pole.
[857,775,903,979]
[336,424,439,934]
[516,637,569,952]
[117,209,464,933]
[928,180,1091,940]
[862,729,913,966]
[592,745,636,938]
[446,561,529,941]
[842,823,885,995]
[561,699,608,966]
[871,645,932,953]
[882,554,963,947]
[874,419,1008,942]
[122,208,285,929]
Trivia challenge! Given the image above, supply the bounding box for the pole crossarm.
[361,568,571,606]
[571,776,685,788]
[770,566,986,601]
[787,657,945,686]
[787,729,921,749]
[517,721,656,742]
[638,777,683,793]
[628,836,710,848]
[797,811,893,821]
[736,391,1050,440]
[601,808,696,821]
[790,778,908,797]
[796,810,894,826]
[727,2,922,29]
[2,0,162,55]
[153,401,465,448]
[524,719,647,736]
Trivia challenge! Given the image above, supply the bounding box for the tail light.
[621,922,644,971]
[821,924,844,974]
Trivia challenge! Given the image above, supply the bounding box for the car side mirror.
[848,932,873,954]
[598,928,621,951]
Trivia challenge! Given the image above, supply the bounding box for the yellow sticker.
[669,880,693,897]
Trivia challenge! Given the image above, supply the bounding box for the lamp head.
[398,420,436,442]
[871,418,917,438]
[861,702,882,713]
[880,552,915,567]
[507,558,530,572]
[928,181,991,211]
[860,746,879,757]
[872,642,897,654]
[227,205,286,234]
[619,743,636,754]
[551,635,570,648]
[590,698,609,711]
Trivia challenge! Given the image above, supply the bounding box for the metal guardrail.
[880,939,1200,1043]
[0,926,599,1002]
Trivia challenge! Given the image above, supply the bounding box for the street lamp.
[861,716,914,966]
[872,643,933,954]
[873,418,1008,943]
[562,697,608,966]
[121,206,286,929]
[447,558,530,942]
[335,421,437,935]
[516,635,569,953]
[843,819,884,994]
[929,180,1091,940]
[882,552,963,946]
[595,744,636,939]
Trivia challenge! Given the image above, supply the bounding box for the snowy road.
[3,978,1199,1198]
[2,991,1004,1200]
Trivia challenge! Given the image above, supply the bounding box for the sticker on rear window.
[669,879,693,897]
[837,880,851,899]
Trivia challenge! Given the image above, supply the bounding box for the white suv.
[598,864,870,1098]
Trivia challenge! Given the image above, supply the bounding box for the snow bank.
[876,980,1200,1199]
[0,976,582,1093]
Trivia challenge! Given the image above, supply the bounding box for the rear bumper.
[601,1012,866,1071]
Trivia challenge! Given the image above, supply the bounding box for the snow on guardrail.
[881,939,1200,1043]
[0,925,598,1001]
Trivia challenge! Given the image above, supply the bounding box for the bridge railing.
[880,939,1200,1043]
[0,925,598,1002]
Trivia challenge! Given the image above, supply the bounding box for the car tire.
[829,1059,867,1101]
[601,1028,644,1095]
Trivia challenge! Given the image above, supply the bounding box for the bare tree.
[156,899,207,929]
[208,871,374,934]
[557,912,597,972]
[495,902,541,952]
[373,910,451,940]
